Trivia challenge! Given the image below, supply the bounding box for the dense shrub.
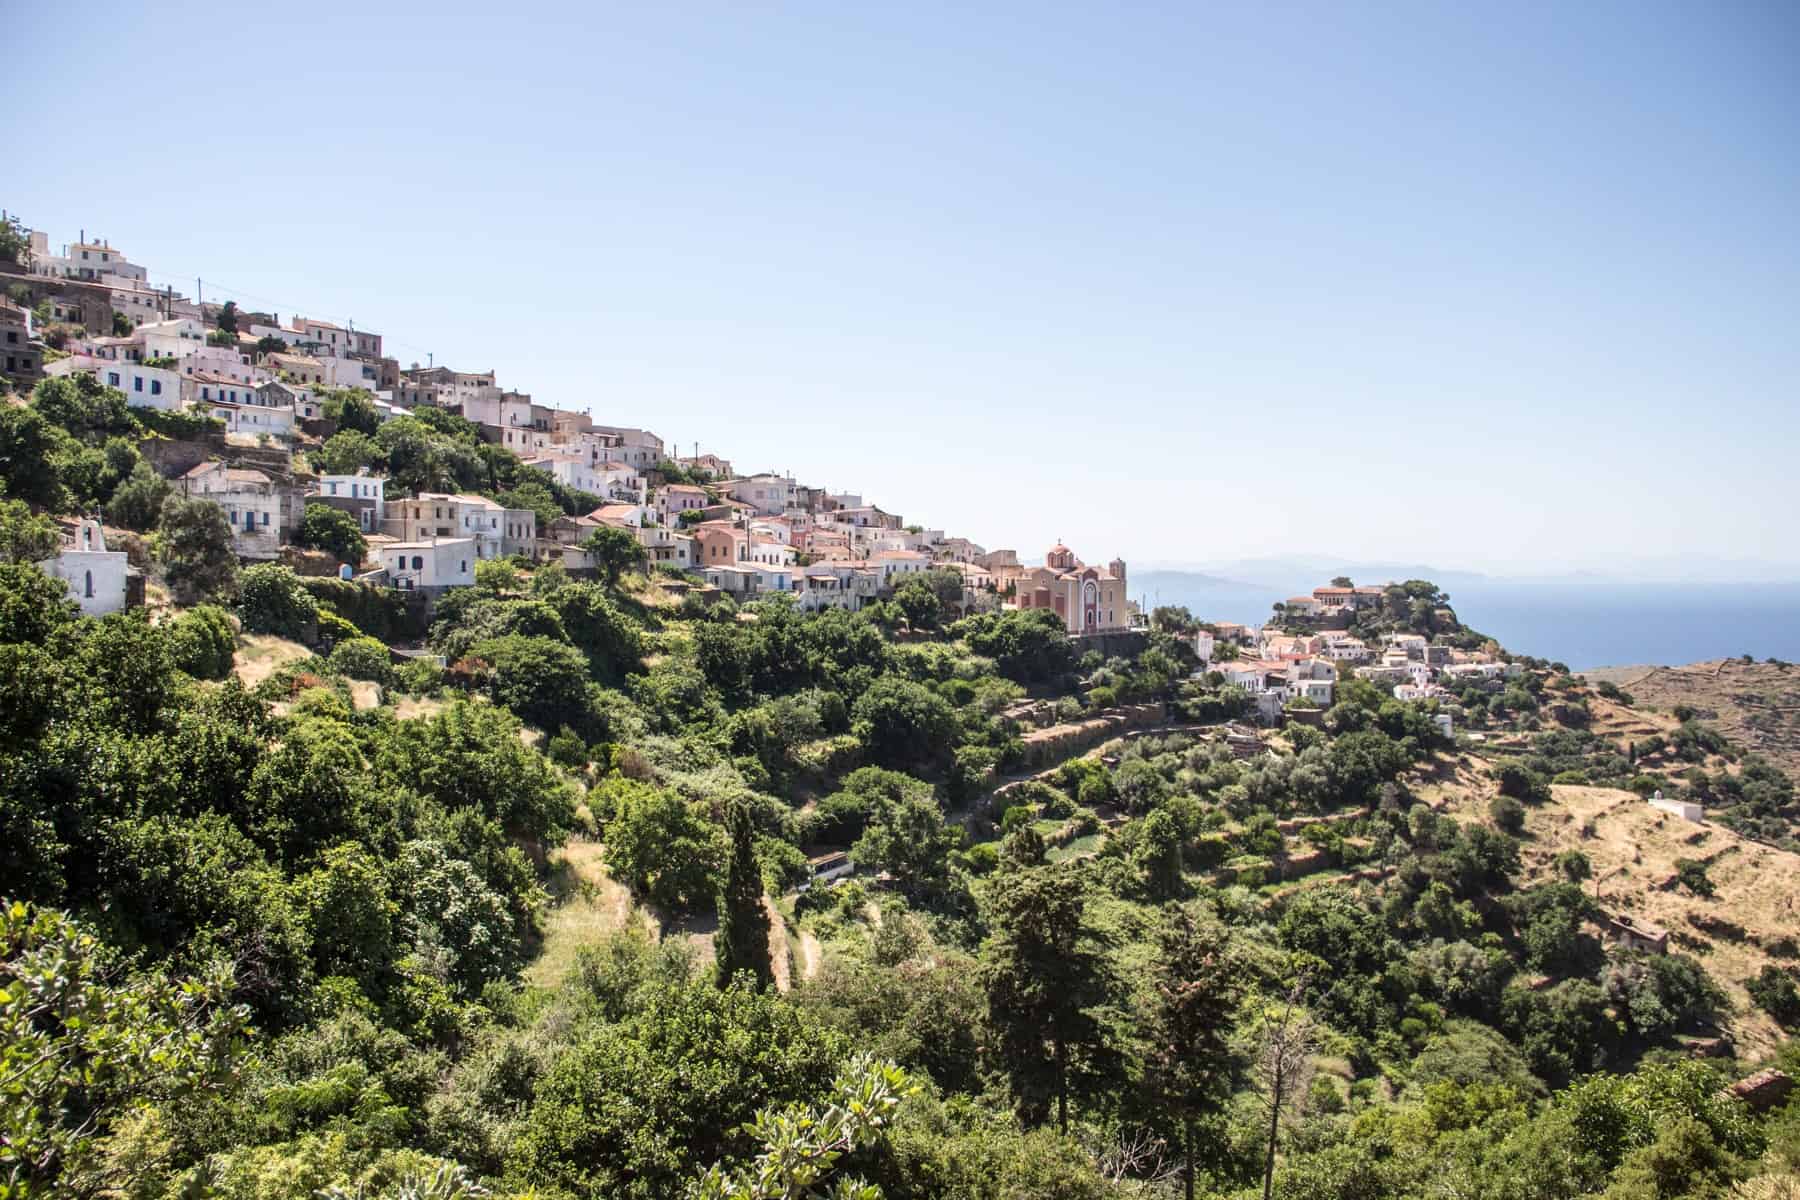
[237,563,321,641]
[327,636,395,686]
[167,604,236,679]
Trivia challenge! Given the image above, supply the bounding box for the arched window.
[412,555,423,570]
[84,570,94,598]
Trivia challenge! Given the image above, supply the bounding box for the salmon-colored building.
[1013,543,1129,634]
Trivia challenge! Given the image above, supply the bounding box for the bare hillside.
[1434,773,1798,1059]
[1582,659,1800,777]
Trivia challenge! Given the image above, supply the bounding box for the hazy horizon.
[8,2,1796,577]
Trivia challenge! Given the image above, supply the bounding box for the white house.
[1289,678,1335,706]
[182,462,282,558]
[1648,790,1704,823]
[700,564,758,596]
[182,372,262,408]
[27,232,148,282]
[746,537,798,567]
[45,356,183,411]
[135,318,209,361]
[728,474,797,516]
[387,494,533,560]
[384,538,476,592]
[587,424,665,468]
[257,379,320,419]
[317,472,387,532]
[635,525,694,569]
[869,549,928,585]
[43,519,130,616]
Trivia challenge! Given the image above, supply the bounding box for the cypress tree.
[715,800,774,989]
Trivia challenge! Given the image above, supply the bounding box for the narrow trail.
[766,897,793,992]
[797,929,822,982]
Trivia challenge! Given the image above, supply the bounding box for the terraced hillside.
[1584,659,1800,778]
[1432,774,1799,1060]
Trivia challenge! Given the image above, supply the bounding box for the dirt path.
[797,929,822,982]
[765,898,793,992]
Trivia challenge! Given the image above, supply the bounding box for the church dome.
[1047,542,1075,570]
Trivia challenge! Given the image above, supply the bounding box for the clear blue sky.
[8,2,1797,578]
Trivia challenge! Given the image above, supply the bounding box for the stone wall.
[1069,629,1148,659]
[1016,702,1167,770]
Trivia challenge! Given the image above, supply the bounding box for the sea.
[1132,572,1800,671]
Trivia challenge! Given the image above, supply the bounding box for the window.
[134,376,143,392]
[412,555,423,570]
[84,570,94,598]
[261,512,270,527]
[460,561,468,573]
[108,372,120,387]
[150,380,161,396]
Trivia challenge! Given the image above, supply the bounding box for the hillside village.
[4,213,1800,1200]
[4,222,1143,633]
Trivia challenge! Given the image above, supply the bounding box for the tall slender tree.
[715,800,773,990]
[981,863,1119,1133]
[1145,902,1245,1200]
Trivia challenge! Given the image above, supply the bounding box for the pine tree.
[980,863,1121,1133]
[1145,901,1244,1200]
[715,800,773,990]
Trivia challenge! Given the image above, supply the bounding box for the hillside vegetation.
[4,483,1800,1196]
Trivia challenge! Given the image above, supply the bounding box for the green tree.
[237,562,321,640]
[157,495,238,602]
[296,502,368,564]
[103,461,171,531]
[1747,965,1800,1028]
[893,575,944,632]
[167,604,237,679]
[1145,902,1244,1200]
[550,582,644,682]
[471,634,591,733]
[851,789,962,900]
[0,902,249,1196]
[323,388,382,437]
[601,781,724,915]
[474,557,517,592]
[1134,809,1186,900]
[955,608,1076,683]
[981,864,1119,1133]
[509,977,848,1199]
[851,676,957,771]
[581,525,647,584]
[496,479,563,532]
[715,801,774,991]
[0,405,65,510]
[215,300,239,334]
[0,499,58,564]
[312,429,380,475]
[0,215,27,265]
[32,373,138,442]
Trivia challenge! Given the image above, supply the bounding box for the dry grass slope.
[1584,659,1800,778]
[1435,774,1798,1060]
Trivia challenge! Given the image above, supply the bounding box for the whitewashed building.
[384,538,476,592]
[43,519,131,616]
